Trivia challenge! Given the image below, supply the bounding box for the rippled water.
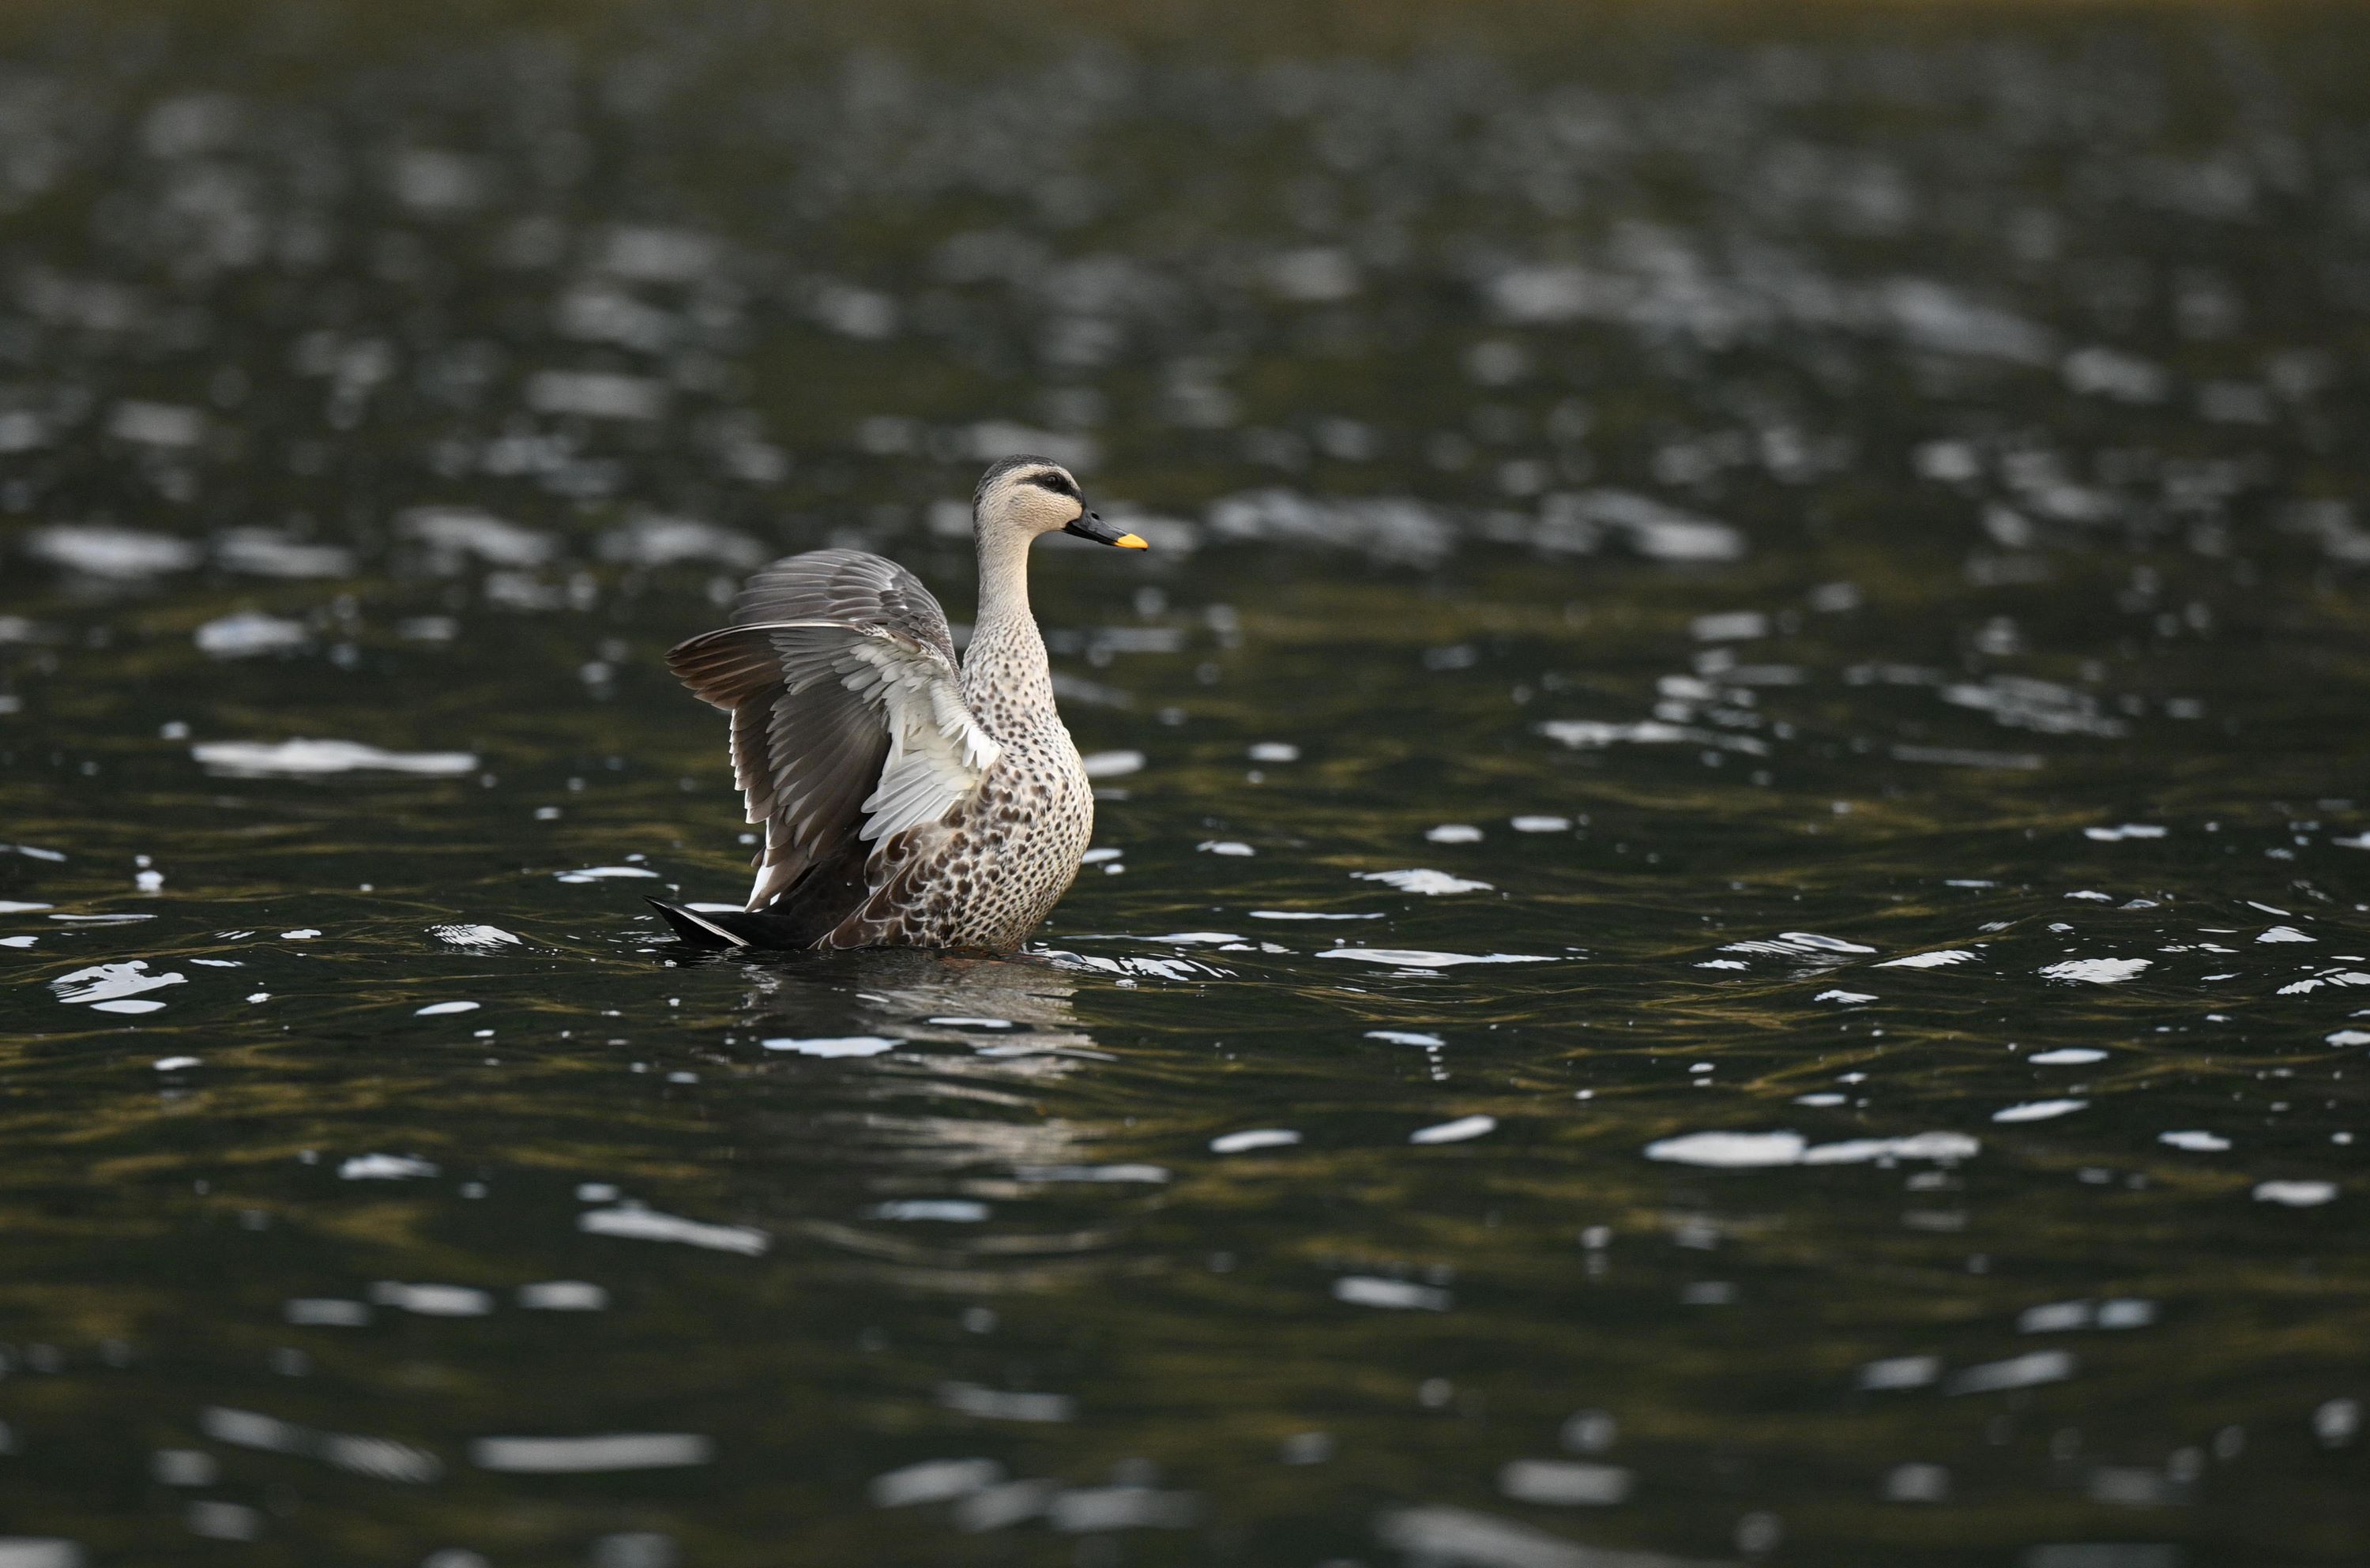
[2,5,2368,1564]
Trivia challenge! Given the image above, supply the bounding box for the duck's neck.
[965,528,1055,735]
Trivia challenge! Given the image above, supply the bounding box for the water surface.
[2,5,2368,1564]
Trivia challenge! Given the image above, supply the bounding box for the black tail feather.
[645,898,754,948]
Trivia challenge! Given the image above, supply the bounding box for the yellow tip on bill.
[1115,532,1149,549]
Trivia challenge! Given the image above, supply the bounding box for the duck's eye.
[1022,472,1078,498]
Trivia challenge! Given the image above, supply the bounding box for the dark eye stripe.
[1021,471,1078,498]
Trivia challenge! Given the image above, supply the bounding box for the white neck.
[964,527,1055,733]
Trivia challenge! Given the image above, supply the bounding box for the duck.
[646,455,1146,950]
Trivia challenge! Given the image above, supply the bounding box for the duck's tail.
[645,897,758,948]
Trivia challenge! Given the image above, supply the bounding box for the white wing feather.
[837,632,1003,846]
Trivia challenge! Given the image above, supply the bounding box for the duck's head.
[974,455,1147,550]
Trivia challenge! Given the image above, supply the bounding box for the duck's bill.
[1065,512,1149,549]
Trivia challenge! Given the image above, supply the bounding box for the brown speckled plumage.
[652,457,1140,952]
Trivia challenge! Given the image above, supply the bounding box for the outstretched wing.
[668,553,996,912]
[731,547,961,667]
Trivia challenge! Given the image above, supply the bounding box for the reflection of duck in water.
[743,946,1104,1058]
[649,457,1145,950]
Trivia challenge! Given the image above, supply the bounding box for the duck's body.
[649,457,1142,951]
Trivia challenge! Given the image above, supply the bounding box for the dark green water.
[1,5,2367,1564]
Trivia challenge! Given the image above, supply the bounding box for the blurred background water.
[0,2,2367,1563]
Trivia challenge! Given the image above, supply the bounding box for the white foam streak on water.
[1647,1130,1978,1168]
[555,865,660,882]
[1645,1131,1805,1168]
[192,739,478,777]
[429,924,522,947]
[340,1154,440,1179]
[937,1382,1076,1422]
[414,1001,479,1017]
[1799,1132,1981,1165]
[1537,718,1766,756]
[2030,1048,2107,1065]
[28,525,201,577]
[1355,869,1494,895]
[1081,750,1144,779]
[367,1281,493,1316]
[1859,1356,1941,1391]
[1779,932,1878,954]
[2018,1299,2157,1333]
[51,961,184,1005]
[577,1205,770,1254]
[1875,949,1979,969]
[1992,1099,2088,1123]
[1945,1350,2077,1395]
[1317,949,1554,968]
[2159,1131,2230,1152]
[1014,1164,1169,1183]
[2253,1181,2338,1208]
[1044,1483,1203,1532]
[1249,910,1381,920]
[1410,1115,1496,1145]
[201,1406,299,1452]
[1210,1129,1300,1154]
[871,1457,1006,1507]
[871,1199,989,1222]
[762,1036,897,1057]
[1496,1459,1634,1506]
[2038,958,2151,983]
[194,611,307,656]
[469,1433,713,1472]
[1334,1277,1451,1311]
[2278,971,2370,995]
[517,1280,608,1310]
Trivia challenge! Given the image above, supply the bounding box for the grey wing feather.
[732,549,959,668]
[664,622,882,909]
